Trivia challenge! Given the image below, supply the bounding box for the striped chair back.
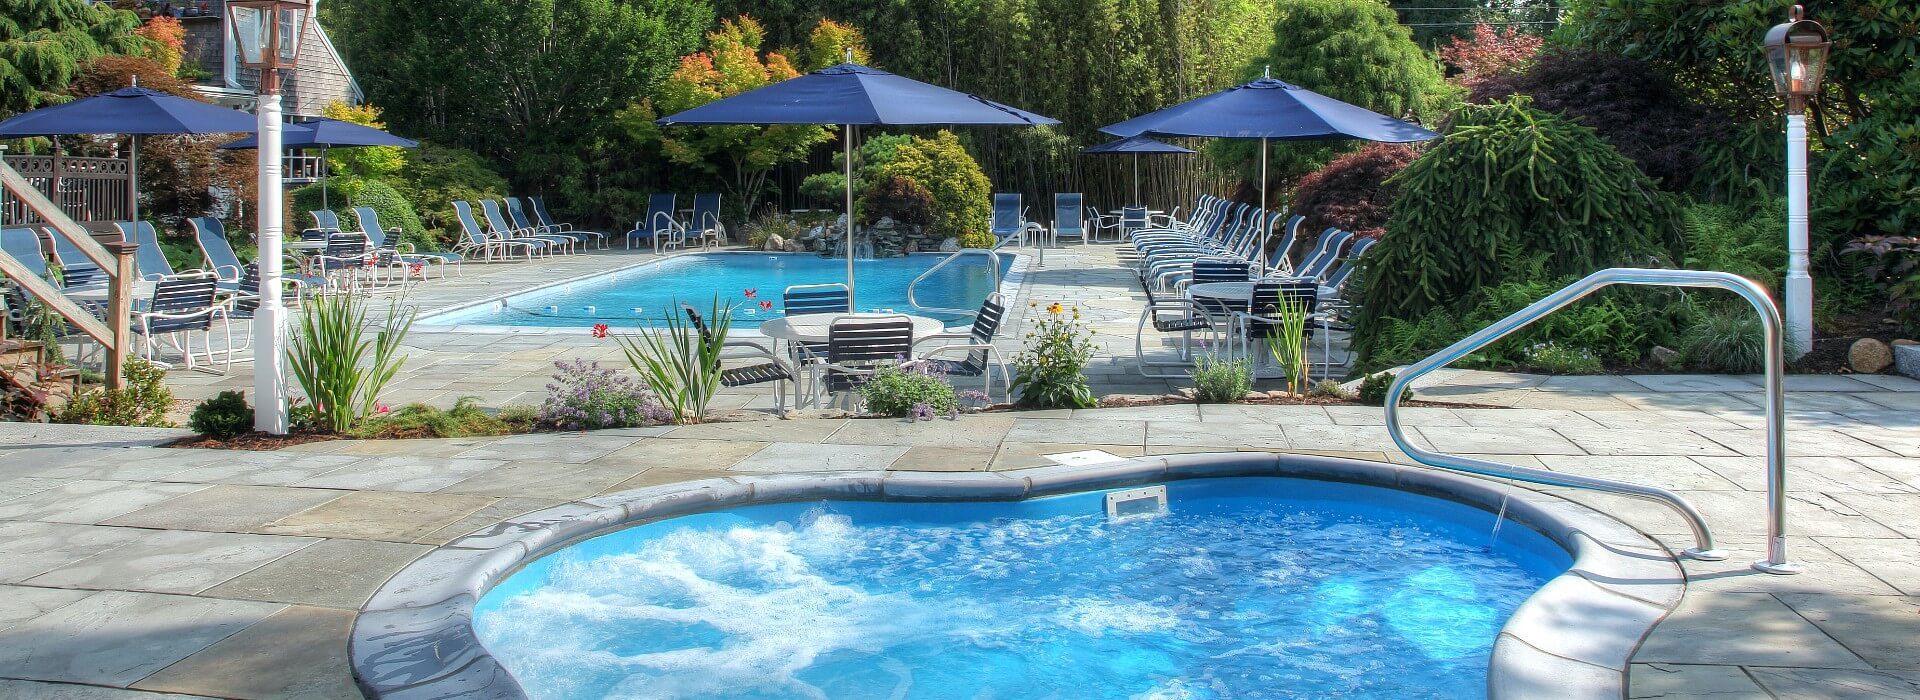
[1297,229,1355,281]
[957,294,1007,371]
[783,284,851,316]
[1191,257,1251,284]
[322,233,368,273]
[233,264,260,317]
[825,315,914,394]
[1245,279,1319,340]
[143,276,218,335]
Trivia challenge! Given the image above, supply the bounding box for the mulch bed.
[166,431,338,450]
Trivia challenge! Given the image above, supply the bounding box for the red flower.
[590,323,609,339]
[743,288,758,299]
[758,301,773,310]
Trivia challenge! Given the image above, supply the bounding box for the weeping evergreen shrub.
[1350,97,1684,367]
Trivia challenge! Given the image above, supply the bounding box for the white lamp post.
[230,0,311,434]
[1764,5,1830,358]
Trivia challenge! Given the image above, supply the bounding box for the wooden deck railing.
[0,159,135,389]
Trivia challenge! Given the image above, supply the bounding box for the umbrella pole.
[129,135,139,225]
[320,146,328,211]
[844,123,856,309]
[1258,137,1269,273]
[1133,153,1140,206]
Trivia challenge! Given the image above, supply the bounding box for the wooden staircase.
[0,159,136,389]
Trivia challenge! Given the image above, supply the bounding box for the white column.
[1783,113,1813,358]
[253,94,289,434]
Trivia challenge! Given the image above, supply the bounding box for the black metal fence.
[0,154,132,226]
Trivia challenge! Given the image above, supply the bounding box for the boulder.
[799,225,824,241]
[783,239,807,253]
[1649,345,1681,367]
[762,234,786,252]
[1849,338,1894,374]
[1897,344,1920,380]
[940,237,961,253]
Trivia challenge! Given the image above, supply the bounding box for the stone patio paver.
[133,605,358,700]
[102,485,344,533]
[199,539,434,608]
[259,491,497,542]
[0,591,284,686]
[24,530,318,595]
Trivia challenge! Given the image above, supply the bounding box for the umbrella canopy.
[1100,77,1439,143]
[1081,136,1196,206]
[657,63,1058,127]
[0,86,263,225]
[1081,135,1195,154]
[0,87,260,137]
[1099,76,1439,271]
[219,117,417,150]
[220,117,417,210]
[658,62,1058,308]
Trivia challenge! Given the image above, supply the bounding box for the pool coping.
[348,453,1684,700]
[409,249,1032,335]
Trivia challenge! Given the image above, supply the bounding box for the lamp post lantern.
[229,0,311,434]
[1764,4,1830,358]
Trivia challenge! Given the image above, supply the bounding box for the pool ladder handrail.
[1382,268,1803,575]
[906,243,1005,316]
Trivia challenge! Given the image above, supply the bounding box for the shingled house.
[176,0,363,118]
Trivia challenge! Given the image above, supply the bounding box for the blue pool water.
[422,252,1014,328]
[474,478,1570,699]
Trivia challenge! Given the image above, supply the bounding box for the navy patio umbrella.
[222,117,419,209]
[658,61,1059,308]
[1081,135,1195,206]
[1101,72,1440,270]
[0,85,266,225]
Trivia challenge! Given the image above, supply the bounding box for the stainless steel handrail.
[907,246,1003,315]
[1382,268,1803,574]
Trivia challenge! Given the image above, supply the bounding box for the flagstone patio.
[0,243,1912,698]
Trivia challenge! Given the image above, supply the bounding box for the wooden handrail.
[0,159,134,389]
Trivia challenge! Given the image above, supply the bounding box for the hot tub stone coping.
[350,452,1683,700]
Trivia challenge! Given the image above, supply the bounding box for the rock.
[762,234,785,252]
[1650,345,1681,367]
[1894,339,1918,347]
[799,225,824,241]
[1176,387,1198,400]
[1896,344,1920,380]
[940,237,961,253]
[783,239,807,253]
[1243,391,1266,402]
[1849,338,1894,373]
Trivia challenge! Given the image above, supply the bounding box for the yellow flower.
[1047,302,1063,315]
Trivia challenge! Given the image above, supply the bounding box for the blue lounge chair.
[528,195,608,250]
[451,200,545,262]
[356,206,460,278]
[481,199,574,254]
[1,228,52,283]
[628,193,681,251]
[307,210,345,240]
[690,193,724,247]
[116,221,182,281]
[506,197,588,250]
[1052,194,1085,245]
[189,218,245,284]
[45,228,106,289]
[989,193,1027,245]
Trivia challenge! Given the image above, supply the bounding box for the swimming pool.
[420,252,1017,329]
[471,477,1571,699]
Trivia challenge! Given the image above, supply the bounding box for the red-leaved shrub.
[1289,143,1418,242]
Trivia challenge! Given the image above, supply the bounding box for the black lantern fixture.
[1763,4,1830,113]
[227,0,312,94]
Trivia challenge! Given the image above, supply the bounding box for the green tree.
[1211,0,1453,202]
[872,130,991,239]
[0,0,148,115]
[319,101,405,180]
[792,17,867,71]
[620,16,847,218]
[393,142,511,247]
[324,0,712,222]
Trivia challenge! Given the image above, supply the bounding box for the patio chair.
[46,227,107,289]
[452,200,545,262]
[820,314,915,410]
[681,302,797,411]
[357,206,460,279]
[909,293,1010,402]
[690,193,724,248]
[1051,194,1086,245]
[1134,283,1217,378]
[1318,236,1377,300]
[782,283,851,364]
[627,193,681,251]
[1,227,54,283]
[1293,229,1356,282]
[990,193,1032,246]
[507,197,591,251]
[190,217,245,284]
[1265,214,1305,273]
[528,195,608,249]
[1231,279,1323,378]
[482,199,574,254]
[115,221,177,281]
[1119,206,1151,241]
[132,274,229,372]
[306,210,346,240]
[310,233,378,291]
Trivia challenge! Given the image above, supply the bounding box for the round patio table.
[64,281,156,302]
[1183,281,1254,303]
[284,240,328,252]
[758,312,948,344]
